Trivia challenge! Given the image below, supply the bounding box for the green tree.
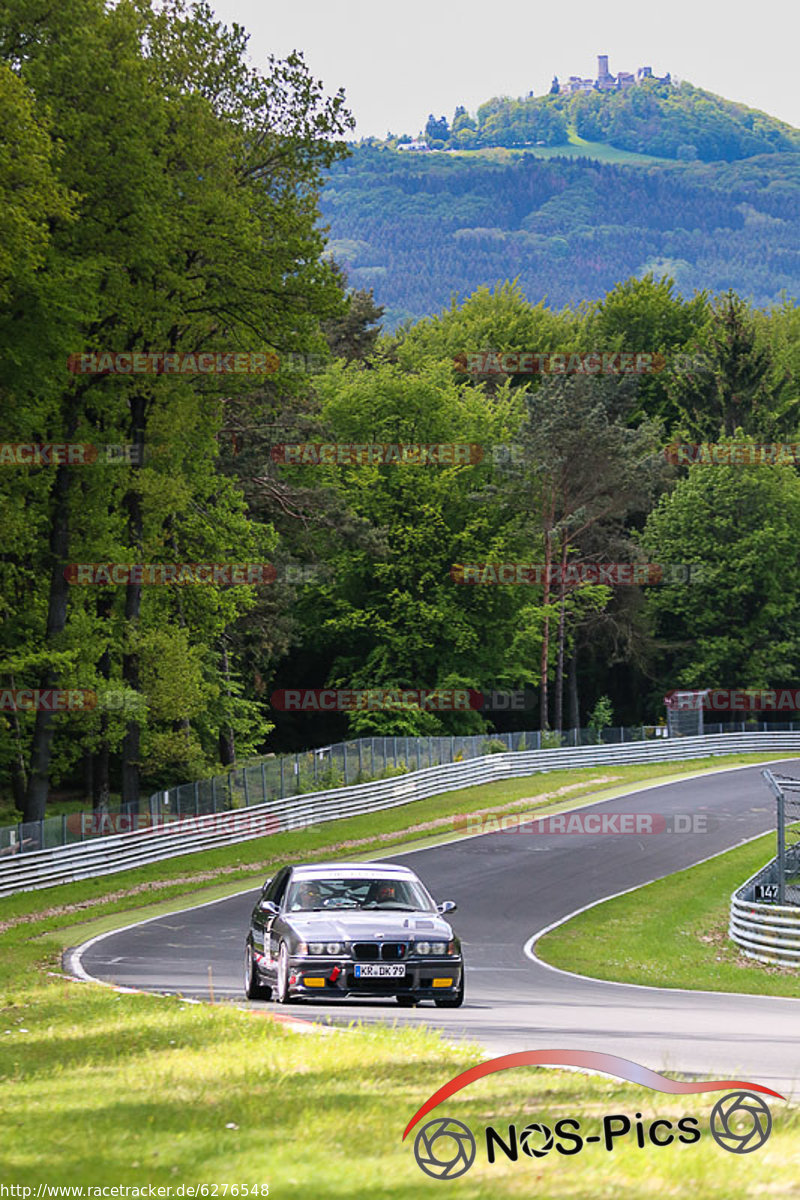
[501,375,664,729]
[641,461,800,691]
[669,290,795,439]
[0,0,353,819]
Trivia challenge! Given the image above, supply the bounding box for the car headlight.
[307,941,344,955]
[415,939,458,955]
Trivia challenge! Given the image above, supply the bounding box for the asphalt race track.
[72,760,800,1098]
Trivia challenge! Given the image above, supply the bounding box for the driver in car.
[293,881,323,910]
[363,881,397,905]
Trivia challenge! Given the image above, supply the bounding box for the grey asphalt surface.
[75,760,800,1097]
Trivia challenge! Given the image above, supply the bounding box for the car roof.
[290,862,418,881]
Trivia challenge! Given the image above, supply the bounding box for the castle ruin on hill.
[552,55,671,97]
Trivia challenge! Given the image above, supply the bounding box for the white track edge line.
[68,756,798,1001]
[524,825,800,1004]
[69,756,778,980]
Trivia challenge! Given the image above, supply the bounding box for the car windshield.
[285,877,435,913]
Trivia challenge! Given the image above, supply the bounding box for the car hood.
[286,910,454,942]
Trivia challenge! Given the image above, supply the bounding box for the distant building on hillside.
[564,75,595,95]
[397,140,431,152]
[558,55,670,96]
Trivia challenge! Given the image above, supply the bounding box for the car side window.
[263,867,288,903]
[272,870,291,909]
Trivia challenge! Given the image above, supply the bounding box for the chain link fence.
[2,720,797,858]
[760,770,800,905]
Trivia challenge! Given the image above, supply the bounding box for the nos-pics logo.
[404,1050,781,1180]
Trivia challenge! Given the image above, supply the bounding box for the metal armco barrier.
[730,867,800,967]
[728,768,800,967]
[2,730,800,897]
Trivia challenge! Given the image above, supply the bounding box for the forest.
[320,147,800,329]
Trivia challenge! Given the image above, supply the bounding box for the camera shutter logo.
[710,1092,772,1153]
[414,1117,476,1179]
[519,1122,554,1157]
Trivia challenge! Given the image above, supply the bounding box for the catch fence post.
[778,786,786,905]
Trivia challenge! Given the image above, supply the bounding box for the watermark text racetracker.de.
[453,811,714,836]
[451,562,706,585]
[664,440,800,466]
[0,444,143,466]
[453,351,666,376]
[270,442,483,465]
[69,812,281,838]
[270,688,533,712]
[64,563,323,586]
[67,351,278,375]
[665,688,800,712]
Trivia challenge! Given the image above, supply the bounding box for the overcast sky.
[209,0,799,137]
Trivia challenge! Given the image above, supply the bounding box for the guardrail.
[1,724,673,858]
[2,729,800,898]
[729,861,800,967]
[728,768,800,967]
[6,719,797,860]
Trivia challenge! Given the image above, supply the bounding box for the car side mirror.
[259,899,279,916]
[437,900,457,914]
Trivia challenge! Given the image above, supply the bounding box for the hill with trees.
[320,145,800,329]
[402,80,800,163]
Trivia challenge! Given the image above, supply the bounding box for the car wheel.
[244,940,272,1001]
[396,994,418,1007]
[275,941,290,1003]
[434,976,464,1008]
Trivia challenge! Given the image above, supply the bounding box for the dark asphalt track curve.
[73,761,800,1097]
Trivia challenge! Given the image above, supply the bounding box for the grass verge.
[3,935,799,1195]
[536,831,800,997]
[2,752,799,1195]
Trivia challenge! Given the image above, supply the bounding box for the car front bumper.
[287,956,463,998]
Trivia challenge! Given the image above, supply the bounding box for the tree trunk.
[554,539,570,733]
[83,751,93,803]
[7,675,28,814]
[568,648,580,733]
[24,458,73,822]
[539,490,555,733]
[92,592,113,810]
[218,643,236,766]
[121,394,146,813]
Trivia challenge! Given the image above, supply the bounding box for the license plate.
[354,963,406,978]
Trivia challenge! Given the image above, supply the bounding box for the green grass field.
[2,751,799,1195]
[535,830,800,998]
[447,125,675,167]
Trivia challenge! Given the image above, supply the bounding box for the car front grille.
[381,942,407,960]
[352,942,407,961]
[353,943,379,961]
